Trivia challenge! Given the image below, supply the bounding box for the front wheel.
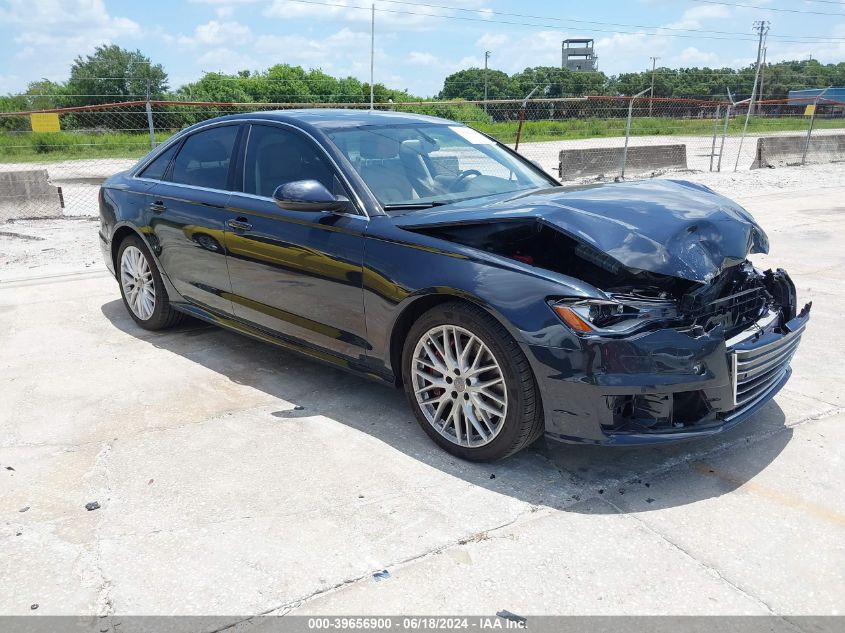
[117,234,184,330]
[402,301,544,461]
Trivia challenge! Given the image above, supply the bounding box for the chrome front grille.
[730,322,806,409]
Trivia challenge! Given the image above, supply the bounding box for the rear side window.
[139,143,178,180]
[170,125,239,190]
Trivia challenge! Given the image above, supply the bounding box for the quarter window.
[139,143,178,181]
[243,124,338,198]
[170,125,239,190]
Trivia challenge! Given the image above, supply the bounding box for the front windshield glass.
[326,123,552,209]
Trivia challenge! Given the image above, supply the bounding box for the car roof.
[194,108,457,134]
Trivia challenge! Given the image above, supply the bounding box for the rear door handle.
[227,217,253,231]
[149,201,166,213]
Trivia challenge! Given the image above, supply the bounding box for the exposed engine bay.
[412,219,797,338]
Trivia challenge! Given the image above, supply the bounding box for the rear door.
[144,123,241,316]
[223,122,368,362]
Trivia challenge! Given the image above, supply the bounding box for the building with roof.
[562,39,598,72]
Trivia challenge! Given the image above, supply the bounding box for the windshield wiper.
[382,201,449,211]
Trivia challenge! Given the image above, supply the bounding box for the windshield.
[326,123,552,210]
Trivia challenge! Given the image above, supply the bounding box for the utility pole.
[734,20,769,171]
[758,45,767,102]
[484,50,491,114]
[369,3,375,110]
[649,56,660,117]
[748,20,769,116]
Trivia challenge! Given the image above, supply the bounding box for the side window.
[243,124,338,198]
[139,143,178,180]
[170,125,239,190]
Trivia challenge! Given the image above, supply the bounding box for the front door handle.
[149,201,166,213]
[227,217,253,231]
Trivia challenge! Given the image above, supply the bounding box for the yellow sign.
[804,104,816,117]
[30,112,61,132]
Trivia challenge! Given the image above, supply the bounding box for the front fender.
[362,217,592,375]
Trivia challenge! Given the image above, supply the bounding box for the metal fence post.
[802,86,831,166]
[514,86,539,152]
[709,104,721,172]
[145,79,156,150]
[620,87,651,180]
[717,104,731,172]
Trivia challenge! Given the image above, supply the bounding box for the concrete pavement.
[0,180,842,624]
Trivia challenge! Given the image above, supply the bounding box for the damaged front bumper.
[529,303,811,445]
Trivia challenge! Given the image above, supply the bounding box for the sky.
[1,0,844,97]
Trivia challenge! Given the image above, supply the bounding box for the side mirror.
[272,180,349,212]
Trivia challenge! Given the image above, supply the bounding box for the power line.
[688,0,845,17]
[278,0,845,43]
[376,0,845,42]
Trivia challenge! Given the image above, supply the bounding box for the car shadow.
[100,300,793,515]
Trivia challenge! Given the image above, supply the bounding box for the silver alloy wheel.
[411,324,508,448]
[120,245,156,321]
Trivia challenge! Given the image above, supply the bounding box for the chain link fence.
[1,96,844,220]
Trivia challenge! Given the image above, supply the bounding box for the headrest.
[401,138,440,155]
[360,135,400,159]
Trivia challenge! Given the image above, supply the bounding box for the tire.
[402,301,544,461]
[116,234,185,331]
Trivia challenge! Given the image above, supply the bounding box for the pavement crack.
[87,440,116,617]
[206,502,550,630]
[602,496,794,622]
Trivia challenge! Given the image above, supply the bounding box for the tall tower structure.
[562,39,597,71]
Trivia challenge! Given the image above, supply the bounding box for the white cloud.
[254,28,387,77]
[475,32,508,49]
[594,32,669,74]
[408,51,438,65]
[667,5,731,31]
[457,55,482,69]
[0,0,143,88]
[676,46,719,66]
[264,0,430,29]
[178,20,251,47]
[262,0,490,31]
[196,48,257,73]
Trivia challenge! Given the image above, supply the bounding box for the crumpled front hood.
[394,179,769,283]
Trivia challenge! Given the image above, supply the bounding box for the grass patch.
[0,130,174,163]
[474,116,845,144]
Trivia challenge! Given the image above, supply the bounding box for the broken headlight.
[552,300,632,332]
[551,293,678,335]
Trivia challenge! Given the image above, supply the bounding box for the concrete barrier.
[559,144,688,181]
[751,134,845,169]
[0,170,62,222]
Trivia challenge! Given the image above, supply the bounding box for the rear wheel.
[117,235,184,330]
[402,301,544,461]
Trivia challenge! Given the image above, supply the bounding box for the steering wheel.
[448,169,482,192]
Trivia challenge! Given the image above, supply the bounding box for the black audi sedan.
[98,109,810,461]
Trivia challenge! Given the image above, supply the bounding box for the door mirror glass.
[272,180,349,212]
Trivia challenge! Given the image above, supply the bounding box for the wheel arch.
[109,223,181,301]
[110,224,146,271]
[388,291,526,388]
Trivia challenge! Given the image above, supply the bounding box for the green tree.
[439,68,515,101]
[511,66,608,98]
[64,45,168,106]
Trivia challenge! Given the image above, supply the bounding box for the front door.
[146,123,241,316]
[224,123,368,362]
